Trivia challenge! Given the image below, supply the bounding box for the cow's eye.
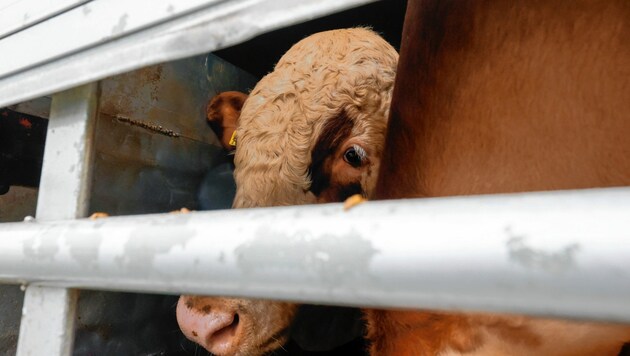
[343,145,366,168]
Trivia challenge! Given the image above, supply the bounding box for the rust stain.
[138,66,163,102]
[115,114,180,137]
[18,117,32,129]
[100,65,163,115]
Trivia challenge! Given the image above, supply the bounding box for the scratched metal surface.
[90,53,256,215]
[1,188,630,323]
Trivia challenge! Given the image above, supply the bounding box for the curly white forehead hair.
[232,27,399,208]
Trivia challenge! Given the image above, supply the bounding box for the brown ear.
[206,91,248,150]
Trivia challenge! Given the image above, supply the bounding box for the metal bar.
[0,0,91,40]
[0,0,378,108]
[17,287,79,356]
[0,0,223,77]
[16,83,99,356]
[32,84,98,220]
[1,187,629,323]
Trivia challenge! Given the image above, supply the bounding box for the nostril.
[207,313,240,348]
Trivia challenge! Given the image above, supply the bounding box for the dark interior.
[214,0,407,78]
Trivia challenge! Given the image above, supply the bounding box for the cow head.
[177,28,398,356]
[206,90,247,151]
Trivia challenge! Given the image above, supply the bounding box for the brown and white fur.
[177,28,398,356]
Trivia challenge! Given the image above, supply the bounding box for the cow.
[177,27,398,356]
[365,0,630,355]
[206,91,247,151]
[181,0,630,352]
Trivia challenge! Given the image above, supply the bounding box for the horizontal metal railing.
[2,187,629,323]
[0,0,378,108]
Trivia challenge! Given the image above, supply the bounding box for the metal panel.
[1,188,629,323]
[98,53,255,145]
[0,0,378,108]
[16,83,99,356]
[0,0,90,39]
[90,53,255,215]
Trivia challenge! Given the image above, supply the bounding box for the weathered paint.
[507,235,580,273]
[34,84,98,220]
[0,0,379,108]
[0,187,629,323]
[17,286,78,356]
[17,83,98,356]
[235,227,378,285]
[89,54,256,215]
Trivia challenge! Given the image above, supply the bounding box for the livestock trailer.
[0,0,628,355]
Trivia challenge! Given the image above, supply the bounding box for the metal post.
[16,83,98,356]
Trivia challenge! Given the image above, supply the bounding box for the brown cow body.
[368,0,630,355]
[377,0,630,199]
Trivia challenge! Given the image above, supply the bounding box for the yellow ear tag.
[229,131,237,147]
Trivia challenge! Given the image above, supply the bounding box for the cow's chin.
[177,296,298,356]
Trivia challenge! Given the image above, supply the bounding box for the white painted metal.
[1,188,629,323]
[0,0,378,108]
[0,0,90,39]
[17,287,79,356]
[34,84,98,220]
[16,83,99,356]
[0,0,222,78]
